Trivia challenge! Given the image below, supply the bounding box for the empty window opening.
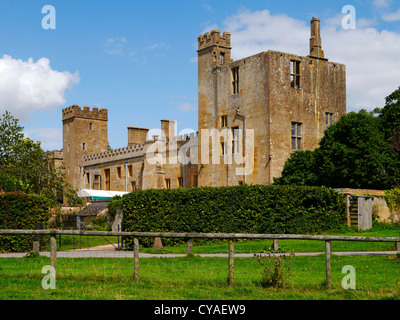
[232,126,240,154]
[221,115,228,128]
[82,143,86,151]
[128,165,133,178]
[89,123,93,130]
[93,175,101,190]
[325,112,334,126]
[104,169,111,191]
[165,178,171,189]
[290,60,301,89]
[131,181,137,191]
[220,52,225,66]
[232,67,239,94]
[178,177,183,187]
[221,141,228,156]
[291,122,302,151]
[116,167,122,179]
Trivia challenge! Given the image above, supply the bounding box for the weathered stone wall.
[267,51,346,179]
[62,105,108,190]
[197,19,346,187]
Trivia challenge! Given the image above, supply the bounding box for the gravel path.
[0,244,398,258]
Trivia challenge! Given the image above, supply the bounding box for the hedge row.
[0,192,50,252]
[122,185,346,247]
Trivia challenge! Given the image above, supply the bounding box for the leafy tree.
[0,111,24,166]
[273,150,319,186]
[316,110,399,189]
[0,111,81,206]
[275,86,400,190]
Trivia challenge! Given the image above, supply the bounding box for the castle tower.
[62,105,108,190]
[197,30,231,186]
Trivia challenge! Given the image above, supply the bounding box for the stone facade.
[197,17,346,187]
[58,18,346,194]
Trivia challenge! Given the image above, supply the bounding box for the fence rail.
[1,229,399,290]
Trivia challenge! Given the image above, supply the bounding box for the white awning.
[77,189,129,199]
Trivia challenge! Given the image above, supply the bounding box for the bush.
[108,195,123,220]
[257,253,294,288]
[122,185,346,247]
[385,188,400,212]
[0,192,50,252]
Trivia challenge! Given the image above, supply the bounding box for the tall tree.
[0,111,81,206]
[274,85,400,190]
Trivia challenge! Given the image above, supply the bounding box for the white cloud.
[373,0,392,8]
[104,37,129,56]
[0,55,79,120]
[24,127,62,151]
[179,102,196,112]
[382,9,400,22]
[217,9,400,112]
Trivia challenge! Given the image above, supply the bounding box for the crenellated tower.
[62,105,108,190]
[197,30,232,185]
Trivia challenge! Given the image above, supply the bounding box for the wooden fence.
[1,229,399,289]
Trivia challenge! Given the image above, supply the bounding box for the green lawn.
[139,223,400,255]
[1,254,399,300]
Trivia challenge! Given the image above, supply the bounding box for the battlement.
[198,30,231,51]
[173,131,198,143]
[49,150,63,159]
[62,105,108,121]
[83,144,145,166]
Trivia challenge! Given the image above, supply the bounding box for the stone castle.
[56,18,346,194]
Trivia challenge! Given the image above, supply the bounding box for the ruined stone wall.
[267,51,346,179]
[198,52,271,187]
[197,22,346,187]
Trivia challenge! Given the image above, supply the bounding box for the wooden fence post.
[273,239,279,251]
[228,240,234,287]
[33,241,40,254]
[134,238,139,282]
[187,240,193,255]
[325,240,332,290]
[50,234,57,270]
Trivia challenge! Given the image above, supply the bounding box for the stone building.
[58,17,346,194]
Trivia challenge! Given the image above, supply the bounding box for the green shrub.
[122,185,346,247]
[0,192,50,252]
[108,195,123,220]
[385,188,400,212]
[257,253,294,288]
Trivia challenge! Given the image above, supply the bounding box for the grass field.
[1,253,399,300]
[1,222,399,300]
[135,223,400,254]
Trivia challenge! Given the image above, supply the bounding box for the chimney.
[309,18,325,59]
[127,126,149,146]
[160,119,176,140]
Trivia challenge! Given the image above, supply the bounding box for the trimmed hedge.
[0,192,50,252]
[122,185,346,247]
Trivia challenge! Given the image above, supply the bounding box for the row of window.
[219,113,334,154]
[85,167,198,191]
[229,60,302,94]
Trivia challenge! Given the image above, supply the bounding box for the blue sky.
[0,0,399,150]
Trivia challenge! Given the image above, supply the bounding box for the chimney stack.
[309,18,325,59]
